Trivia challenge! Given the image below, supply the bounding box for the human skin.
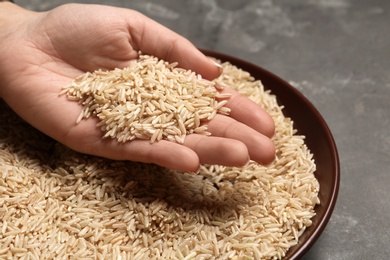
[0,2,275,172]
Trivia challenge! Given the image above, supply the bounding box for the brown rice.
[61,54,231,144]
[0,58,319,259]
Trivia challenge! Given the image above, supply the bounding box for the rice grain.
[62,54,231,144]
[0,58,319,259]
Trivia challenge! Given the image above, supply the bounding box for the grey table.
[16,0,390,259]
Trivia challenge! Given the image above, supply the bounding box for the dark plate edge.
[201,49,340,260]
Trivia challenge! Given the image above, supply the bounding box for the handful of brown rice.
[0,58,320,259]
[62,54,231,144]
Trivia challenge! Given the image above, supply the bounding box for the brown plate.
[202,49,340,259]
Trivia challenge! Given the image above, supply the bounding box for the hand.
[0,3,275,172]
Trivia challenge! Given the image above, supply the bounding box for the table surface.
[16,0,390,259]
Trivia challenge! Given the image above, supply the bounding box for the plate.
[202,49,340,259]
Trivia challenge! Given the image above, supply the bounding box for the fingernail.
[243,157,251,167]
[188,165,201,175]
[209,58,223,75]
[263,159,275,168]
[214,61,223,75]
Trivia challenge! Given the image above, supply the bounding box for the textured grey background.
[14,0,390,259]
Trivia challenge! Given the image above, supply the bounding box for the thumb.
[125,11,222,80]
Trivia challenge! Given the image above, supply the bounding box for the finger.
[206,114,275,165]
[46,102,201,173]
[183,134,250,167]
[73,131,201,173]
[221,87,275,138]
[103,139,201,173]
[124,11,222,80]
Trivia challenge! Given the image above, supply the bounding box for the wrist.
[0,2,36,97]
[0,2,26,38]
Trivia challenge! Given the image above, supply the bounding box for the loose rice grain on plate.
[0,57,319,259]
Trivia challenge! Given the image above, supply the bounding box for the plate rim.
[201,49,340,259]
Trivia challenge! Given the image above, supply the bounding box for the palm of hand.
[0,4,275,172]
[2,5,141,155]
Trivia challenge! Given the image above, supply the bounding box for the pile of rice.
[62,55,231,144]
[0,57,319,259]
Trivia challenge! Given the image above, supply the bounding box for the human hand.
[0,3,275,172]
